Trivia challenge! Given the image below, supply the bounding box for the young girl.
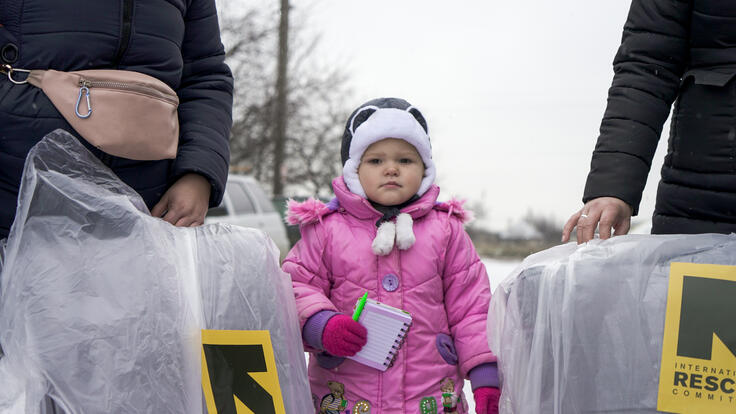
[283,98,500,414]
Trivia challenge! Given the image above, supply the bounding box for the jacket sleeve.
[172,0,234,206]
[442,216,496,378]
[583,0,691,214]
[281,222,338,347]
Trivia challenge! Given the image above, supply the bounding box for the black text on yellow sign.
[657,263,736,414]
[201,330,286,414]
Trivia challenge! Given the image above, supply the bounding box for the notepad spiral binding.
[383,321,412,368]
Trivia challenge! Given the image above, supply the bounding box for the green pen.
[352,292,369,321]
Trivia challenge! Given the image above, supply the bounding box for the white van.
[204,175,290,258]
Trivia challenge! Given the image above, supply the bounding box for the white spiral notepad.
[348,298,412,371]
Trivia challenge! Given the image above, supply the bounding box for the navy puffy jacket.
[0,0,233,238]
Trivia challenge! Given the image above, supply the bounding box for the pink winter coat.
[283,177,495,414]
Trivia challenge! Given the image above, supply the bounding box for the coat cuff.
[302,310,338,350]
[460,352,497,379]
[583,152,648,216]
[171,142,229,207]
[469,362,500,390]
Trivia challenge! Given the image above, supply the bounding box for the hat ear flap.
[407,107,428,134]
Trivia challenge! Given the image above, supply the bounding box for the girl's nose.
[385,165,399,175]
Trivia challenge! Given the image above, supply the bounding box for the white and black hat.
[341,97,435,199]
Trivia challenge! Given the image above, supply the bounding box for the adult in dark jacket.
[562,0,736,243]
[0,0,234,239]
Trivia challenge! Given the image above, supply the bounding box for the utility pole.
[272,0,289,196]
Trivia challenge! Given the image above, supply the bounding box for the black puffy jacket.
[0,0,233,239]
[583,0,736,234]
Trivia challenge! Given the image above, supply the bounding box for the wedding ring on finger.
[580,214,589,219]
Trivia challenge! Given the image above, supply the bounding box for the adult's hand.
[561,197,633,244]
[151,173,211,227]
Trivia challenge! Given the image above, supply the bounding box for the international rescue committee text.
[671,359,736,403]
[657,263,736,414]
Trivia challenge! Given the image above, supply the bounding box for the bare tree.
[218,5,276,175]
[217,1,351,198]
[522,210,562,243]
[463,191,489,231]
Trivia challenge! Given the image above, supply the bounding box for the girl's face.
[358,138,424,206]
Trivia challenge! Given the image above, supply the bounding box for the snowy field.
[483,257,522,294]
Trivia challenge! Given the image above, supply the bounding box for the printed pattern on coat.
[320,380,349,413]
[440,378,459,414]
[352,399,371,413]
[420,396,438,414]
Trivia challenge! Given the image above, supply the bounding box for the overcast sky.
[235,1,668,232]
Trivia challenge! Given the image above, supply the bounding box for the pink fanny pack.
[3,65,179,161]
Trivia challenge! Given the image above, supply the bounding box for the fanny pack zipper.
[76,78,178,119]
[79,79,177,104]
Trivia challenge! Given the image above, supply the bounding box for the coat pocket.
[680,69,736,87]
[436,333,458,365]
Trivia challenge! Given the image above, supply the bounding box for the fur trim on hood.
[285,197,338,226]
[434,198,475,224]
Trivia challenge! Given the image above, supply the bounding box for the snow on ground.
[484,258,522,294]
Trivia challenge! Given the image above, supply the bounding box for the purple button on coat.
[382,273,399,291]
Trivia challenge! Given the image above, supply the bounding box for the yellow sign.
[657,263,736,413]
[201,330,286,414]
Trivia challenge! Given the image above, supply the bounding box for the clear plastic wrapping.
[0,130,311,413]
[489,233,736,414]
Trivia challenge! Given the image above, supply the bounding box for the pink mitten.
[473,387,501,414]
[322,314,367,357]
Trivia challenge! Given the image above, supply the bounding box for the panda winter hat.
[341,97,436,255]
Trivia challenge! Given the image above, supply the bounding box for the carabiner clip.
[2,64,31,85]
[75,86,92,119]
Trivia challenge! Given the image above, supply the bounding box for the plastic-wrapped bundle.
[489,234,736,414]
[0,130,311,413]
